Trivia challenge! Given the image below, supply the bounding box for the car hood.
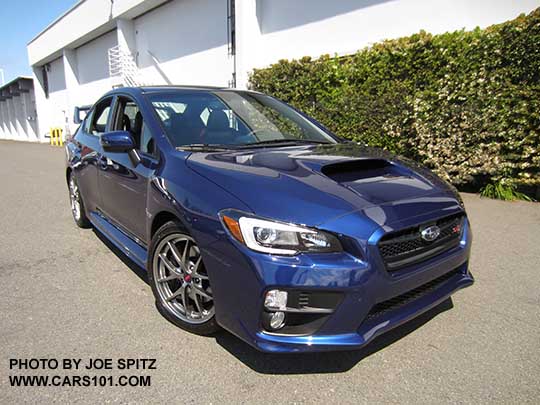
[185,143,463,231]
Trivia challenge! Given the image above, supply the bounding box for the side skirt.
[89,211,148,269]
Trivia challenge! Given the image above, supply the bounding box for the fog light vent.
[298,292,310,307]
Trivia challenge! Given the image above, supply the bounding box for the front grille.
[378,213,464,271]
[363,268,460,323]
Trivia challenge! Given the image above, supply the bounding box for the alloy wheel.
[152,234,214,324]
[69,177,81,221]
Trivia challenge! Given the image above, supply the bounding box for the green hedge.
[249,9,540,191]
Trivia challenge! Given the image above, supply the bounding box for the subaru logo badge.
[421,225,440,242]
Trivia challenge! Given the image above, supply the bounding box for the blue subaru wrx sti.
[66,86,473,353]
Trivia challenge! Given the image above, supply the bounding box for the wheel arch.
[66,167,72,185]
[151,211,188,238]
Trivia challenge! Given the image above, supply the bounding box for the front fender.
[145,153,252,246]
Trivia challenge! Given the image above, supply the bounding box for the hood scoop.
[321,159,397,183]
[321,159,436,204]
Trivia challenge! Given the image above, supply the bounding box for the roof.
[0,76,33,91]
[0,77,34,100]
[140,85,229,93]
[98,85,257,101]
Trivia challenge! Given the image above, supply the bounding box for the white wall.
[134,0,231,87]
[31,32,118,138]
[23,91,39,141]
[47,58,68,133]
[47,57,66,93]
[69,30,118,120]
[242,0,540,82]
[0,99,15,140]
[0,102,7,139]
[0,81,39,142]
[77,30,117,85]
[32,67,48,140]
[32,57,69,138]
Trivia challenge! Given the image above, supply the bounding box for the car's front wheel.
[147,221,219,335]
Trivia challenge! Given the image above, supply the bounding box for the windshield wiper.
[236,139,333,149]
[176,144,233,152]
[177,139,335,152]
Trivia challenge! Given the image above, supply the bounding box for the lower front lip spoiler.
[253,270,474,353]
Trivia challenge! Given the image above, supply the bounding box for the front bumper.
[255,263,473,352]
[201,217,473,353]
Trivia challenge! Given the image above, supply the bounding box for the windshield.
[147,90,338,148]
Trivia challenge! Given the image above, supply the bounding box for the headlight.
[220,211,342,255]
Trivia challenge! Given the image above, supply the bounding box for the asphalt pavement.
[1,140,539,404]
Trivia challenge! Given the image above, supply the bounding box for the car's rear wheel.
[147,221,219,335]
[68,173,91,228]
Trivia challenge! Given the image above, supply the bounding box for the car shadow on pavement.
[214,298,454,374]
[93,229,149,285]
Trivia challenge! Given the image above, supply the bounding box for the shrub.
[249,9,540,194]
[480,180,533,201]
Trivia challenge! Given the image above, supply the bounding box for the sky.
[0,0,78,84]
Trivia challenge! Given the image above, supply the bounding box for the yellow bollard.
[49,128,64,146]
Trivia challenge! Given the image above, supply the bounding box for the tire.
[68,172,91,228]
[147,221,219,335]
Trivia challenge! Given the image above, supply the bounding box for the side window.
[140,123,156,157]
[89,98,113,135]
[122,102,139,130]
[113,97,157,158]
[82,110,94,134]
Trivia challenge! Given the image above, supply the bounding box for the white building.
[0,77,39,142]
[26,0,539,141]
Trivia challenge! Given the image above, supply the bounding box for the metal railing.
[108,45,144,87]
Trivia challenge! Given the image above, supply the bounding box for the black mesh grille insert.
[363,269,460,323]
[378,213,464,271]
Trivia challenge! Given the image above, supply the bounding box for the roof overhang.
[27,0,171,67]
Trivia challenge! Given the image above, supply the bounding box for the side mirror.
[73,106,90,124]
[100,131,141,167]
[100,131,135,153]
